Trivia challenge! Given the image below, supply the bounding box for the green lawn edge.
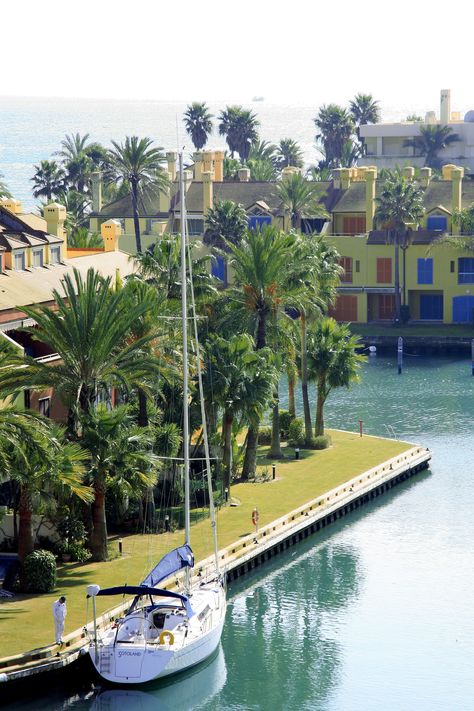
[0,429,413,658]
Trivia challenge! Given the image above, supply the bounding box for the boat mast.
[179,153,191,552]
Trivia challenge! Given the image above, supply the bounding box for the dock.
[0,444,430,684]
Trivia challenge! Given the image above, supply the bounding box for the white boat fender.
[86,584,101,597]
[0,673,8,683]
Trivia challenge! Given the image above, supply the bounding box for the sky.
[2,0,474,113]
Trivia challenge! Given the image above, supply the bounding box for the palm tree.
[31,160,66,201]
[403,125,461,168]
[183,102,213,150]
[374,174,425,322]
[275,139,304,169]
[248,140,277,163]
[218,106,260,163]
[0,172,11,199]
[349,94,380,151]
[307,318,365,437]
[56,133,92,162]
[80,405,158,561]
[67,226,103,249]
[204,200,248,255]
[0,268,161,433]
[60,190,92,237]
[314,105,355,167]
[223,226,300,477]
[203,334,276,492]
[108,136,169,253]
[275,173,327,230]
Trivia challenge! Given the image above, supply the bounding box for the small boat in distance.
[85,154,226,684]
[252,96,265,102]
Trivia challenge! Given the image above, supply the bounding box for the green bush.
[68,542,92,563]
[258,427,273,445]
[21,549,57,593]
[311,434,332,450]
[288,418,305,447]
[278,410,294,439]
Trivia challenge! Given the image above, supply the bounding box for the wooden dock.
[0,444,430,684]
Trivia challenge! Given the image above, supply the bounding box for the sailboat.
[85,154,226,684]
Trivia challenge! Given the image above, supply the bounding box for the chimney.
[365,169,377,231]
[213,150,225,182]
[101,219,122,252]
[202,151,214,176]
[166,152,177,182]
[0,198,22,214]
[158,173,171,212]
[202,171,213,215]
[91,172,102,213]
[193,152,203,180]
[340,168,351,190]
[442,164,456,180]
[281,166,298,181]
[403,167,415,181]
[332,168,342,189]
[44,202,66,239]
[238,168,250,182]
[440,89,451,124]
[420,167,432,188]
[451,167,464,213]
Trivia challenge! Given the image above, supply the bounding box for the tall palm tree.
[60,190,92,236]
[218,106,260,163]
[0,268,161,432]
[314,105,355,167]
[403,125,461,168]
[275,173,327,229]
[223,226,300,477]
[56,133,92,162]
[67,226,103,249]
[204,200,248,254]
[374,174,425,322]
[307,318,365,437]
[275,139,304,169]
[31,160,66,201]
[349,93,380,150]
[108,136,169,253]
[183,102,213,150]
[203,333,276,492]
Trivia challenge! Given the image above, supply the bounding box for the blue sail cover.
[141,544,194,588]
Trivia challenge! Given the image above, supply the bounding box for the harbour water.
[5,354,474,710]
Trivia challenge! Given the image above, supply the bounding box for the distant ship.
[252,96,264,102]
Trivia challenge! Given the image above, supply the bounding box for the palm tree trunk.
[18,486,34,561]
[137,388,148,427]
[91,477,108,561]
[288,370,296,418]
[394,231,401,323]
[269,388,284,459]
[222,410,233,493]
[131,179,143,253]
[300,313,312,444]
[315,379,326,437]
[241,425,259,480]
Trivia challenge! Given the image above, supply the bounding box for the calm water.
[0,96,426,212]
[6,354,474,710]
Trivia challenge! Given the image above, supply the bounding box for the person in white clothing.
[52,596,67,645]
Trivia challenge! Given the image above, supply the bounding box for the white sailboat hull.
[89,585,226,685]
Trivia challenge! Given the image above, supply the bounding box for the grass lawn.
[0,429,412,659]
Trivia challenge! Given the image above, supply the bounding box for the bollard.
[359,420,363,437]
[295,448,300,460]
[224,487,229,503]
[164,515,170,532]
[397,336,403,375]
[118,538,123,556]
[272,464,276,480]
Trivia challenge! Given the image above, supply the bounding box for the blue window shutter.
[417,258,433,284]
[427,215,447,231]
[247,216,272,231]
[211,256,226,282]
[458,258,474,284]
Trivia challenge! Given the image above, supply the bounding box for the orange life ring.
[252,508,259,526]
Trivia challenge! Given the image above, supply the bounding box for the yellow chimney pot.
[101,219,122,252]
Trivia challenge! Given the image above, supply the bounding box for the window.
[187,219,204,236]
[33,249,44,267]
[342,216,366,235]
[14,251,25,270]
[247,215,272,231]
[450,261,455,273]
[50,246,60,264]
[211,255,226,282]
[417,258,433,284]
[38,397,51,418]
[355,260,360,273]
[379,294,395,320]
[330,295,357,322]
[376,258,392,283]
[458,258,474,284]
[339,257,353,283]
[426,215,448,231]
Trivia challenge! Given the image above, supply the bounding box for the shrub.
[68,542,92,563]
[258,427,272,445]
[21,549,57,593]
[278,410,294,439]
[288,418,305,447]
[311,434,332,450]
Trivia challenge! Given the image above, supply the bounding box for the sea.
[0,95,463,213]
